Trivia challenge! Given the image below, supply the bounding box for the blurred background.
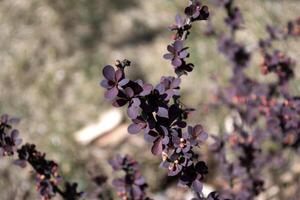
[0,0,300,199]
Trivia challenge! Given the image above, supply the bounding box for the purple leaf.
[172,58,182,67]
[175,121,187,128]
[163,53,174,60]
[192,179,203,194]
[179,50,188,58]
[140,83,153,96]
[167,45,175,53]
[160,125,169,136]
[105,87,118,100]
[128,123,144,134]
[115,69,123,81]
[119,78,129,87]
[170,78,181,88]
[151,137,163,155]
[132,185,142,198]
[134,175,146,185]
[165,90,175,100]
[108,156,122,170]
[173,40,183,51]
[14,138,22,146]
[127,106,139,119]
[144,131,158,143]
[157,107,168,118]
[112,179,125,187]
[112,99,128,107]
[194,124,203,135]
[103,65,115,80]
[125,87,134,98]
[162,136,170,145]
[175,14,183,26]
[100,80,110,88]
[156,84,165,94]
[11,129,19,139]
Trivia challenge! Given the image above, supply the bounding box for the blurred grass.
[0,0,300,199]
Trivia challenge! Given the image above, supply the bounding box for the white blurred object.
[185,184,214,199]
[95,124,128,147]
[224,115,234,133]
[75,109,123,145]
[224,111,242,133]
[152,184,215,200]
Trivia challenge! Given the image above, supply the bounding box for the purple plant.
[101,64,128,100]
[165,0,209,76]
[1,0,300,199]
[163,40,189,68]
[101,58,213,198]
[0,114,22,157]
[218,35,251,71]
[205,0,300,199]
[286,17,300,36]
[100,1,227,199]
[0,114,83,200]
[109,154,151,200]
[260,50,295,85]
[214,0,243,32]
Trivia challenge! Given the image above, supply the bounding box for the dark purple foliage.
[184,1,209,22]
[218,35,251,71]
[261,50,295,85]
[109,155,152,200]
[206,0,300,199]
[213,0,243,32]
[101,58,212,195]
[101,65,128,100]
[164,41,189,68]
[164,0,209,76]
[101,1,213,198]
[0,114,22,157]
[0,114,83,200]
[15,143,83,200]
[286,17,300,37]
[2,0,300,200]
